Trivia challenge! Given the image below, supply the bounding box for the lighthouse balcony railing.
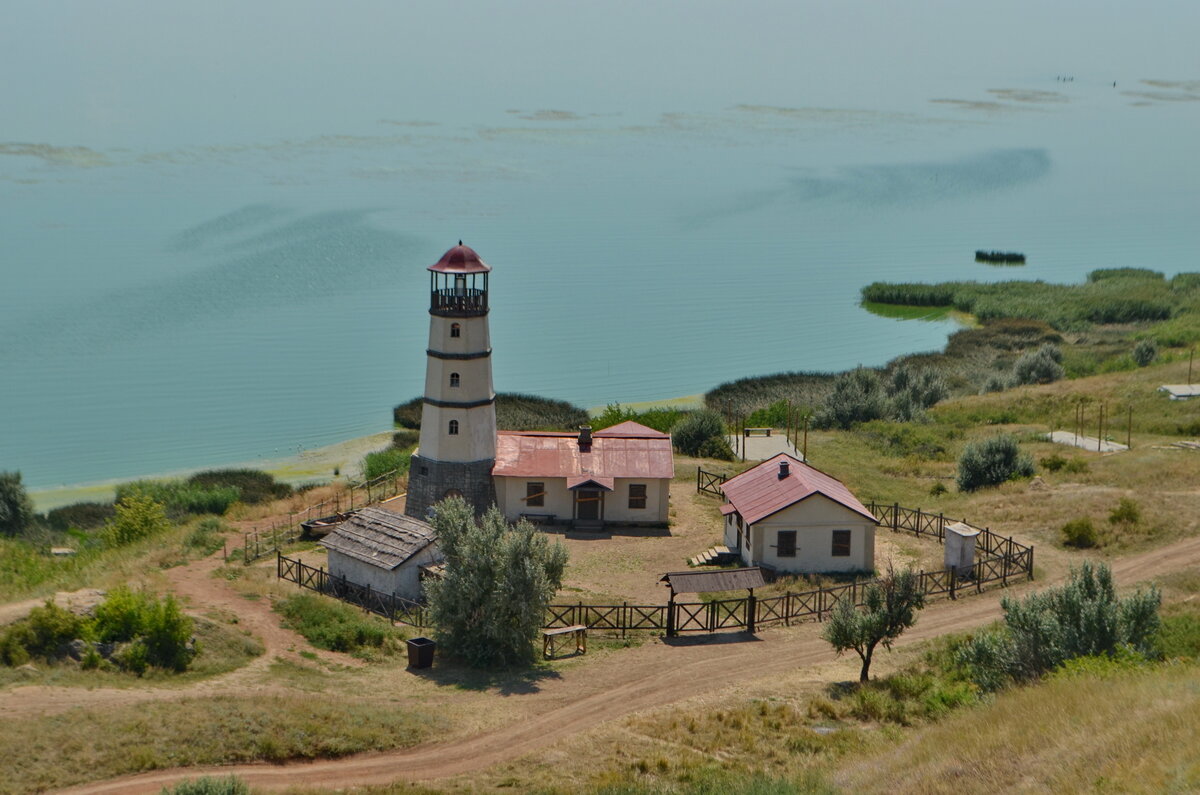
[431,288,488,315]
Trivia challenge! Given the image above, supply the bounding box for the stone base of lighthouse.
[405,455,496,520]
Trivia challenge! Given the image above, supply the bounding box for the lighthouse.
[405,243,498,519]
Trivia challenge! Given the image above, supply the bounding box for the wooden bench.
[520,513,555,525]
[744,427,772,437]
[542,624,587,659]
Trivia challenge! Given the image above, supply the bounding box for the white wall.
[495,476,669,525]
[327,543,444,601]
[738,495,876,574]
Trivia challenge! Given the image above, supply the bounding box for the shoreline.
[28,395,710,512]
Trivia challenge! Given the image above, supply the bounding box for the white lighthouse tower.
[405,242,498,519]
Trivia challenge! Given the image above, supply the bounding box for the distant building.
[320,506,442,601]
[719,454,876,574]
[492,421,674,529]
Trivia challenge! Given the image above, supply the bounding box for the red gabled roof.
[493,427,674,480]
[720,454,876,526]
[593,420,669,439]
[428,242,492,274]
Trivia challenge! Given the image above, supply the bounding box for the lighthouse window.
[448,420,459,435]
[450,323,461,338]
[449,372,460,388]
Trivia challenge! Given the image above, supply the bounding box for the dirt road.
[56,534,1200,795]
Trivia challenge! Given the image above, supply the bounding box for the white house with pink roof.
[720,454,877,574]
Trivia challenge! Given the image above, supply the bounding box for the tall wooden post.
[666,592,676,638]
[1127,405,1133,449]
[747,591,756,634]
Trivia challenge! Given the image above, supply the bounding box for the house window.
[832,529,852,557]
[448,420,459,435]
[450,323,461,338]
[737,514,743,531]
[628,483,647,509]
[526,481,545,507]
[777,530,796,558]
[450,372,460,388]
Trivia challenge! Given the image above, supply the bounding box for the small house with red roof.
[720,454,876,574]
[492,421,674,528]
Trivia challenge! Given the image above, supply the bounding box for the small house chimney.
[778,460,790,479]
[578,425,593,450]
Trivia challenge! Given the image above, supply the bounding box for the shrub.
[426,498,568,668]
[1132,339,1158,367]
[1154,613,1200,660]
[929,482,948,497]
[0,471,36,538]
[815,368,888,430]
[275,593,401,656]
[361,446,412,480]
[1012,343,1064,385]
[1063,457,1090,474]
[1040,454,1068,472]
[956,562,1160,689]
[186,470,291,504]
[1061,517,1099,548]
[956,435,1034,492]
[696,435,736,461]
[93,587,153,642]
[44,501,116,532]
[116,480,239,517]
[982,374,1009,394]
[163,775,251,795]
[0,601,86,664]
[142,594,195,672]
[185,518,225,554]
[672,409,728,457]
[1109,497,1141,526]
[103,494,172,547]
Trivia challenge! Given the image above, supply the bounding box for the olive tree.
[822,566,926,682]
[425,497,568,668]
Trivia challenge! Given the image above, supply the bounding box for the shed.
[320,506,442,601]
[944,521,980,575]
[719,454,876,574]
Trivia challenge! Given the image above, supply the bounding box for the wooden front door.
[576,490,601,521]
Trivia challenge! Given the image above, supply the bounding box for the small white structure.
[944,521,980,575]
[720,454,876,574]
[1159,384,1200,401]
[320,506,442,601]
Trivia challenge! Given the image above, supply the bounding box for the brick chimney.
[778,460,790,479]
[578,425,593,451]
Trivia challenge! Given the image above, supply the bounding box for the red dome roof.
[428,242,492,274]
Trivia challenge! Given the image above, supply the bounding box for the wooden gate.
[670,598,749,633]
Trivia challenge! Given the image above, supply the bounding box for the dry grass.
[834,662,1200,793]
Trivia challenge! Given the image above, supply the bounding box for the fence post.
[747,593,756,634]
[276,550,282,580]
[949,568,956,600]
[938,513,944,543]
[893,503,899,532]
[1028,546,1035,580]
[666,594,676,638]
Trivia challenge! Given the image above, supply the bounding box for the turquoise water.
[2,2,1199,490]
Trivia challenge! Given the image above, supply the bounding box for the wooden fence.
[276,499,1034,636]
[240,467,406,564]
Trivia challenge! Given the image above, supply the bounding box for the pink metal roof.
[720,454,877,526]
[566,475,615,491]
[593,421,669,439]
[493,429,674,480]
[428,242,492,274]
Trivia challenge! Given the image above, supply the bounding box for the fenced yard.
[276,502,1033,638]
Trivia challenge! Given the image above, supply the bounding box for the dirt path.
[57,534,1200,795]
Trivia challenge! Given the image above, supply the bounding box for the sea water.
[2,1,1198,491]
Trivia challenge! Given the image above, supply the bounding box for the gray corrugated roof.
[660,567,767,594]
[319,506,437,571]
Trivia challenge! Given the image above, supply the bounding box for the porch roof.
[566,475,615,491]
[660,567,767,594]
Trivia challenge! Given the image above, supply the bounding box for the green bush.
[0,471,36,538]
[956,435,1034,492]
[103,494,172,547]
[184,518,225,554]
[1012,343,1064,385]
[44,501,115,532]
[116,480,239,517]
[1154,612,1200,660]
[93,587,153,642]
[696,435,736,461]
[142,594,195,671]
[0,601,86,664]
[1132,339,1158,367]
[275,593,401,656]
[1040,454,1068,472]
[163,775,251,795]
[672,410,728,457]
[815,369,888,429]
[956,562,1160,690]
[361,446,412,480]
[186,469,291,504]
[705,371,836,420]
[1061,518,1099,548]
[1109,497,1141,525]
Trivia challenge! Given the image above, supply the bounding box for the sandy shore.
[29,431,397,512]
